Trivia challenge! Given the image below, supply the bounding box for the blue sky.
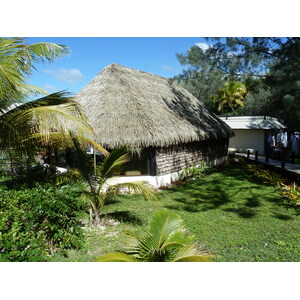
[27,37,209,96]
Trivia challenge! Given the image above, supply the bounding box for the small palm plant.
[212,81,247,114]
[72,137,157,225]
[95,210,212,262]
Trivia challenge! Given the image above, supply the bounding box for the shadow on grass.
[272,212,294,221]
[223,207,257,218]
[104,210,143,225]
[165,179,259,214]
[163,164,293,219]
[104,197,122,206]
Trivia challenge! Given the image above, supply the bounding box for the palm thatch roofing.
[76,64,234,149]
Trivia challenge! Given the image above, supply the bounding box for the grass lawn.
[51,161,300,262]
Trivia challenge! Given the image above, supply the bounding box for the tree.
[0,37,104,157]
[173,46,226,112]
[95,210,212,262]
[175,38,300,130]
[0,37,68,108]
[212,81,247,114]
[72,138,157,225]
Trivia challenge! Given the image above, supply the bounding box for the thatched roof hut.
[76,64,233,178]
[76,63,233,149]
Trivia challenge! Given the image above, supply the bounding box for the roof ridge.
[103,63,171,81]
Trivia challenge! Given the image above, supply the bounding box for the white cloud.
[42,84,58,93]
[195,42,211,51]
[43,68,83,85]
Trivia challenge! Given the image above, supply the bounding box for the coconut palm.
[0,37,105,157]
[95,210,212,262]
[0,37,69,107]
[212,81,247,114]
[72,137,157,225]
[0,91,107,157]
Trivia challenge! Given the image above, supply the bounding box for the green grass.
[51,162,300,262]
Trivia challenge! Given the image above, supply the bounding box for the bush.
[246,164,284,187]
[0,183,86,261]
[54,169,83,186]
[179,161,211,182]
[281,183,300,206]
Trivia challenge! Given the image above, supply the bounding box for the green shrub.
[54,169,83,186]
[246,164,284,187]
[179,161,211,182]
[245,164,264,177]
[259,170,284,187]
[281,183,300,206]
[0,183,86,261]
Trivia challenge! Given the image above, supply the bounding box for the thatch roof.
[76,64,234,149]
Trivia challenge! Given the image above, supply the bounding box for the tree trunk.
[65,148,73,168]
[93,207,102,226]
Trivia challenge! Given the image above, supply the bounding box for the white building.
[220,116,286,155]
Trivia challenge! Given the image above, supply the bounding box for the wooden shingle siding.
[155,139,229,175]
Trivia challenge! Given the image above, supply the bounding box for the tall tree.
[173,45,226,112]
[175,38,300,130]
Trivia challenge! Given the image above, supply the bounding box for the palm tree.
[0,37,105,157]
[0,91,106,157]
[95,210,212,262]
[212,81,247,114]
[0,37,69,107]
[72,138,157,225]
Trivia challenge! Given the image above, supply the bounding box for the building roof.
[219,116,286,130]
[76,64,233,149]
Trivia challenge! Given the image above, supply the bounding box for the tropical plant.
[212,81,247,114]
[0,37,69,107]
[72,137,157,225]
[176,38,300,130]
[95,210,212,262]
[280,183,300,206]
[0,37,105,158]
[246,164,284,187]
[0,91,105,156]
[259,170,284,187]
[179,161,211,182]
[245,163,264,176]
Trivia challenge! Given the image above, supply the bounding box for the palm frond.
[0,92,95,152]
[22,42,70,66]
[98,146,130,178]
[235,99,245,107]
[136,210,185,257]
[0,38,69,101]
[85,138,109,157]
[173,244,213,262]
[95,252,138,262]
[14,83,48,98]
[94,210,212,262]
[112,181,158,202]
